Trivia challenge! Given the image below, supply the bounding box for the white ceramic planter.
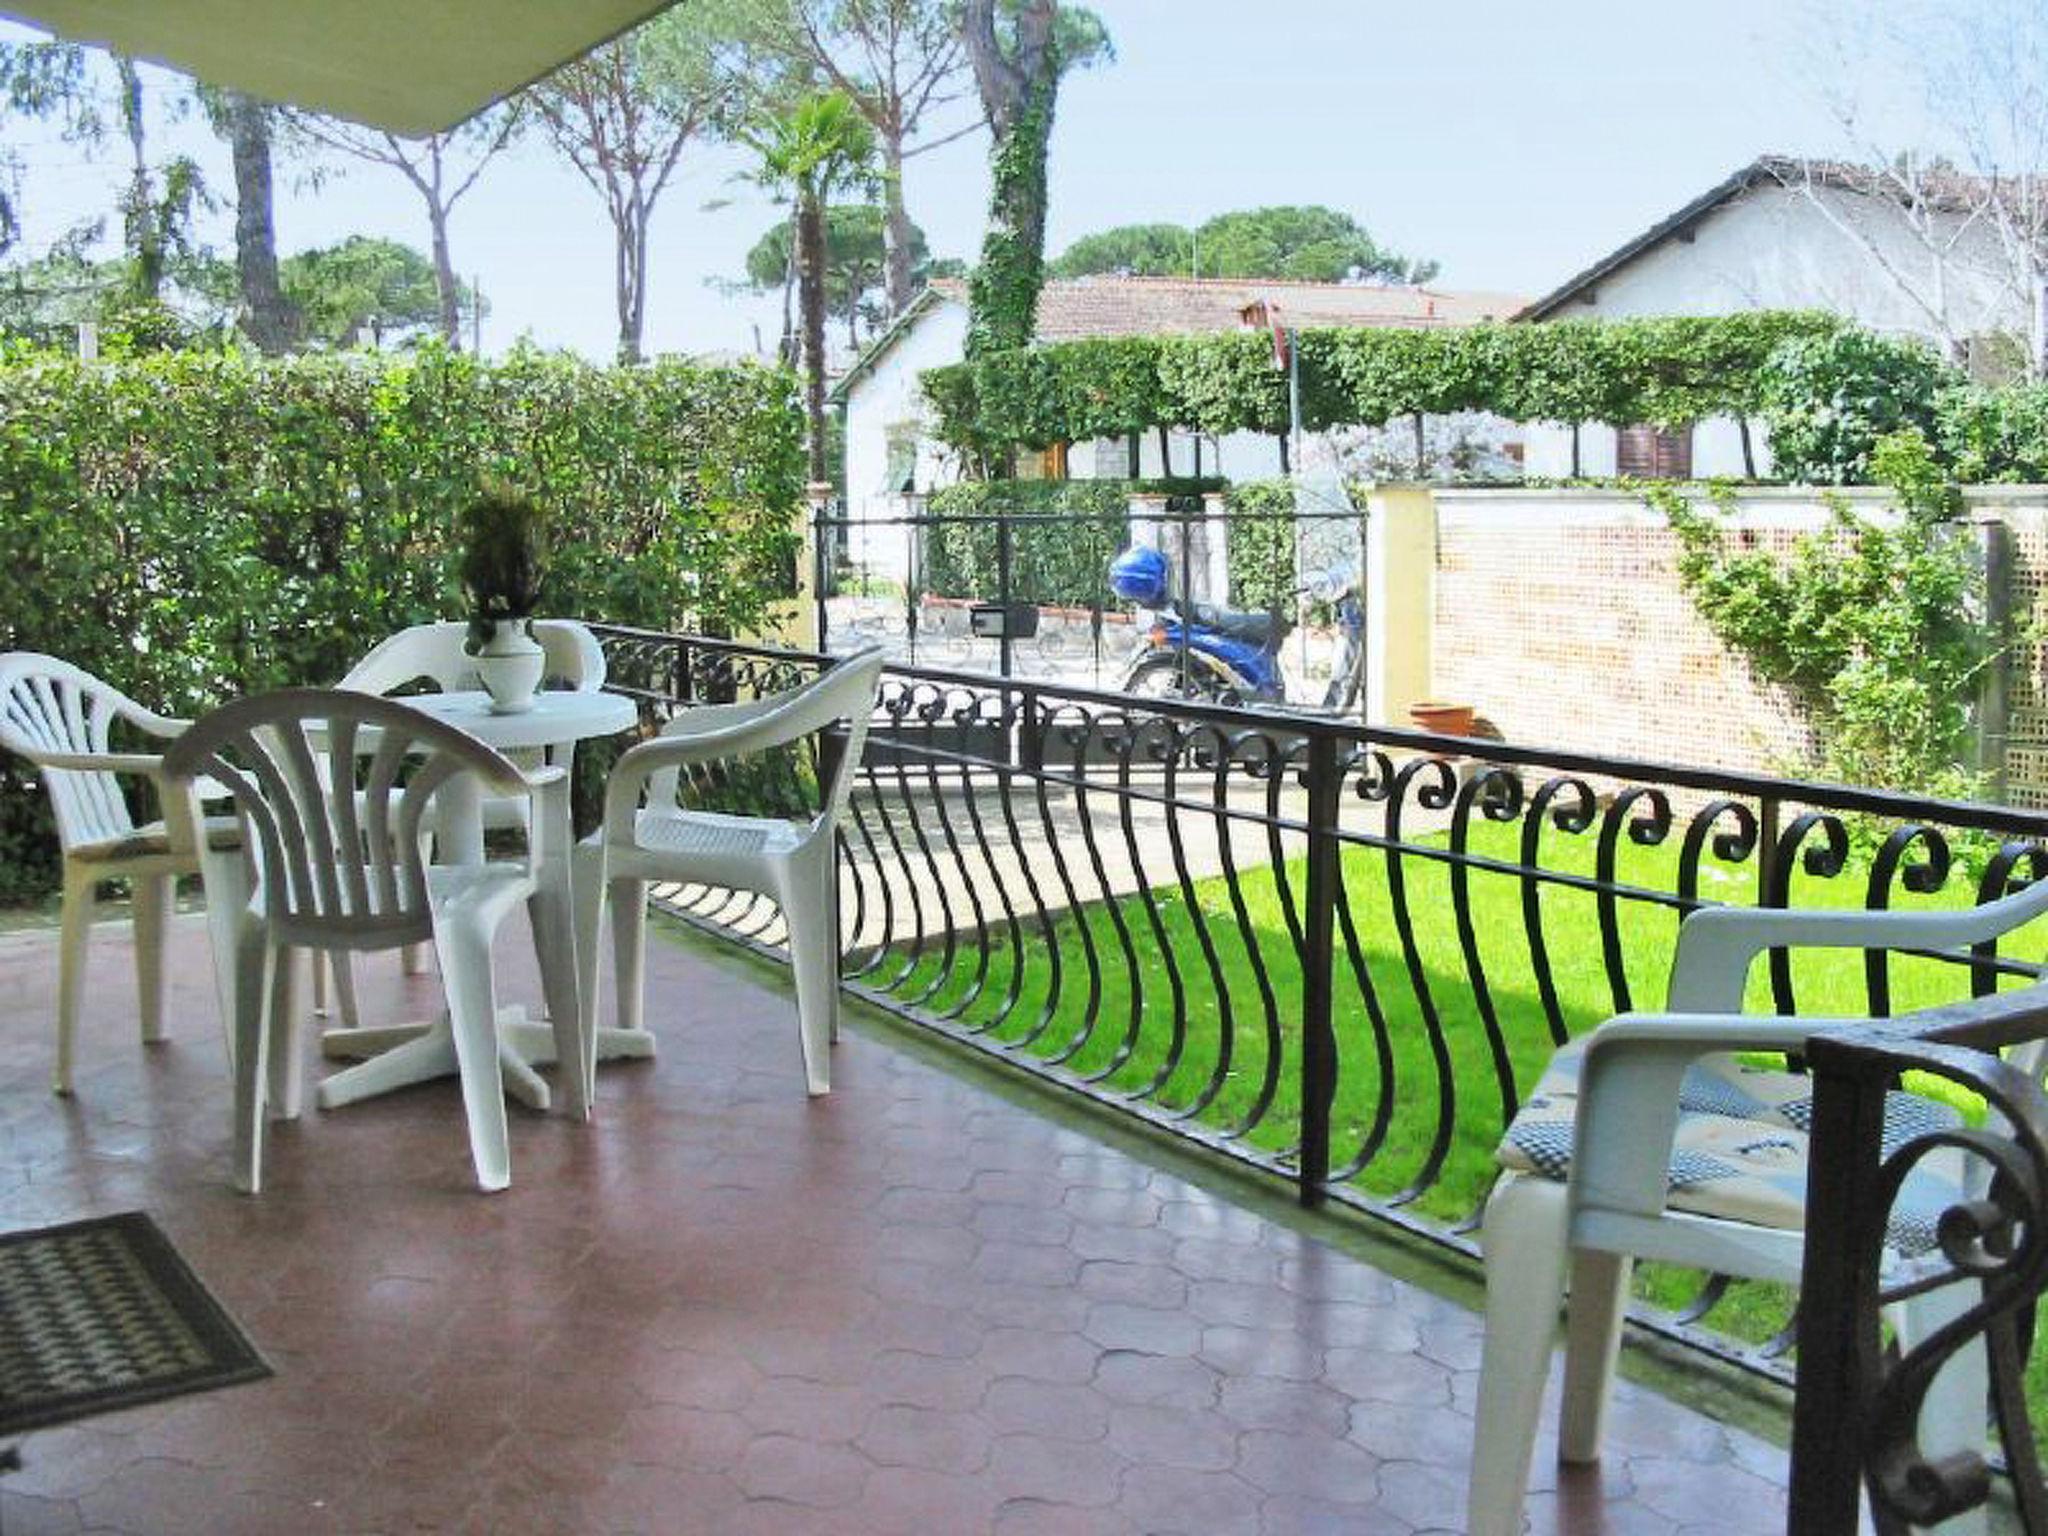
[474,619,544,713]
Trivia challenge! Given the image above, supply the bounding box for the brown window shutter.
[1617,424,1692,479]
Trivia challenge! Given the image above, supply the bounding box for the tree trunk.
[115,58,161,303]
[966,74,1053,359]
[427,202,462,350]
[225,94,294,353]
[779,202,800,369]
[960,0,1059,362]
[614,201,648,366]
[881,130,916,316]
[798,191,830,485]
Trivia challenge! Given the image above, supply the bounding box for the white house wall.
[1524,180,2028,478]
[840,301,969,580]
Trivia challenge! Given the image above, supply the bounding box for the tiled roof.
[925,274,1524,341]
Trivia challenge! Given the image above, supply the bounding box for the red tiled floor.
[0,910,1791,1534]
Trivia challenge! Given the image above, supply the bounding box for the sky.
[0,0,1935,362]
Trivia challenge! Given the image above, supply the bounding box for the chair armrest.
[601,715,802,835]
[30,748,167,779]
[1569,1010,1865,1222]
[656,695,785,737]
[1668,882,2048,1013]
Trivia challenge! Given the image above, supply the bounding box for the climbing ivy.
[1651,432,1997,796]
[966,86,1054,361]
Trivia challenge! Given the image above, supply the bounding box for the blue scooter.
[1108,544,1365,712]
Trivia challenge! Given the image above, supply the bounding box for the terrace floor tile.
[0,910,1790,1533]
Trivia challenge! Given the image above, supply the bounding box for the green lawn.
[853,811,2048,1399]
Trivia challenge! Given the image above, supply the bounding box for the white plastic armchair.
[1467,880,2048,1536]
[576,648,886,1100]
[161,688,585,1194]
[341,620,606,717]
[325,620,605,1008]
[0,652,241,1092]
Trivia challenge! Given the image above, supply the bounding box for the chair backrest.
[339,621,606,697]
[162,688,529,948]
[655,648,887,842]
[0,652,168,851]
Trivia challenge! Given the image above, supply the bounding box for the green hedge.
[0,344,804,901]
[1933,382,2048,483]
[921,480,1131,606]
[1221,480,1298,614]
[925,311,1852,451]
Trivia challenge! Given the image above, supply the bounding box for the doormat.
[0,1211,270,1436]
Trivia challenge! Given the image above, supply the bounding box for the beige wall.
[1396,485,2048,805]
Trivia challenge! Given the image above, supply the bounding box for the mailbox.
[968,602,1039,640]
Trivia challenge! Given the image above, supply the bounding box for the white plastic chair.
[0,652,241,1093]
[1466,882,2048,1536]
[161,687,585,1194]
[576,649,885,1099]
[323,619,605,1012]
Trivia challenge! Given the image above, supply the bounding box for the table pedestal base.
[317,1013,658,1113]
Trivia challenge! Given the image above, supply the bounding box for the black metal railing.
[1795,987,2048,1532]
[591,623,2048,1393]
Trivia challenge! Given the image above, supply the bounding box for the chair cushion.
[1496,1042,1964,1257]
[71,815,243,864]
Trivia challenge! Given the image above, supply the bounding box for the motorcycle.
[1108,544,1366,712]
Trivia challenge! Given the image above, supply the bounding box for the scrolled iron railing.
[590,623,2048,1398]
[1795,987,2048,1533]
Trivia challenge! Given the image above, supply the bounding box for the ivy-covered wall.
[0,344,805,901]
[923,311,1851,452]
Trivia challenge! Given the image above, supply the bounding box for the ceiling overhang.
[0,1,687,136]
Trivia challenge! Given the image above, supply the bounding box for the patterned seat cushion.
[1497,1042,1964,1256]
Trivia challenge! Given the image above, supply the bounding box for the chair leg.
[610,877,649,1039]
[231,932,276,1194]
[435,912,512,1192]
[330,952,362,1030]
[267,949,305,1121]
[1559,1248,1633,1464]
[784,873,837,1097]
[53,863,98,1095]
[529,869,589,1121]
[132,872,171,1045]
[197,844,248,1075]
[1897,1283,1990,1536]
[574,843,607,1039]
[310,950,328,1015]
[401,942,426,977]
[1468,1175,1572,1536]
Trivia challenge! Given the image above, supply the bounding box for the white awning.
[0,1,687,136]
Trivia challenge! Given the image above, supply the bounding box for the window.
[1616,424,1692,479]
[883,427,919,494]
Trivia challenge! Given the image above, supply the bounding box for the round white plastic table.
[315,688,647,1114]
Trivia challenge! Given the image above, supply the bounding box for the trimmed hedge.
[1221,480,1298,614]
[921,479,1131,606]
[0,344,805,901]
[924,311,1853,451]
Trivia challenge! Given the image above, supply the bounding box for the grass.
[853,810,2048,1408]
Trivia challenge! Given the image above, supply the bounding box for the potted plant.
[458,481,551,714]
[1408,700,1477,737]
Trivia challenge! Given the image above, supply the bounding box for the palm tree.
[740,91,878,486]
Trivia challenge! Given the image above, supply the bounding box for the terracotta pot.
[1408,701,1476,737]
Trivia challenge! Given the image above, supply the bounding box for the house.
[1518,155,2039,478]
[831,274,1524,578]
